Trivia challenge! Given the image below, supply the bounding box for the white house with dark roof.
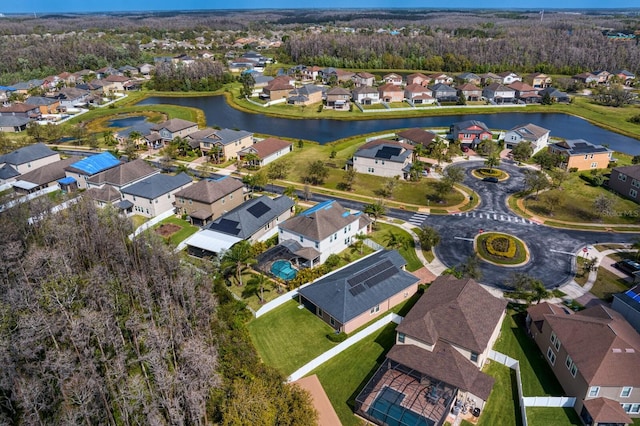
[504,123,550,154]
[482,83,516,103]
[237,137,293,167]
[150,118,199,143]
[0,142,60,175]
[278,200,370,266]
[189,128,254,162]
[349,139,413,179]
[297,249,420,333]
[352,86,380,105]
[120,172,192,218]
[185,195,295,256]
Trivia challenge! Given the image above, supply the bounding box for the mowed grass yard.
[369,223,423,272]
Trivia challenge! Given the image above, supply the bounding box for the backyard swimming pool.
[270,260,297,281]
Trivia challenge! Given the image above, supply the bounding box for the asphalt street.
[284,160,640,289]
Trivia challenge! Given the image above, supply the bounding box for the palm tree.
[352,232,368,255]
[364,200,386,229]
[220,241,257,286]
[416,225,440,251]
[245,273,272,303]
[383,230,408,250]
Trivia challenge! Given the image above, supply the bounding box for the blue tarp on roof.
[69,152,120,175]
[0,86,16,91]
[58,176,76,185]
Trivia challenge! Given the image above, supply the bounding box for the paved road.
[280,160,639,289]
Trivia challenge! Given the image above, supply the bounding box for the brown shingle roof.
[84,185,122,203]
[457,83,481,91]
[397,276,507,353]
[508,81,536,92]
[0,103,39,113]
[16,157,79,186]
[241,137,291,159]
[152,118,198,133]
[173,177,243,204]
[377,83,403,93]
[397,128,437,147]
[612,164,640,180]
[358,138,413,152]
[583,398,633,424]
[280,200,364,241]
[508,123,550,141]
[87,159,157,187]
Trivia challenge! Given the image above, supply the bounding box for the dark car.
[615,259,640,275]
[482,177,499,183]
[462,146,470,153]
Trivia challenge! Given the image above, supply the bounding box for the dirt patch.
[155,223,181,237]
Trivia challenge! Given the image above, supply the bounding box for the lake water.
[107,116,149,128]
[137,95,640,155]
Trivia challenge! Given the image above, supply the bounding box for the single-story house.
[24,97,61,115]
[356,275,506,426]
[504,123,550,155]
[429,73,454,85]
[84,185,125,210]
[612,70,636,86]
[349,139,413,179]
[396,128,439,150]
[538,87,571,103]
[237,137,293,168]
[278,199,371,267]
[0,103,41,120]
[573,72,599,85]
[298,249,420,333]
[497,71,522,85]
[0,142,61,175]
[456,72,481,86]
[527,302,640,423]
[548,139,613,171]
[479,72,501,86]
[54,87,91,108]
[174,176,245,225]
[0,163,20,186]
[64,152,121,189]
[0,116,30,132]
[185,195,295,256]
[120,172,193,218]
[287,85,323,106]
[608,165,640,203]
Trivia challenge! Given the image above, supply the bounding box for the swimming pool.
[270,260,297,281]
[368,387,433,426]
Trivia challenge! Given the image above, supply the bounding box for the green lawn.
[526,407,582,426]
[247,300,337,376]
[129,214,149,229]
[312,323,398,426]
[151,216,199,245]
[369,223,424,271]
[589,266,634,302]
[493,310,565,397]
[477,362,521,426]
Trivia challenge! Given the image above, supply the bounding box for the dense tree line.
[148,60,234,92]
[0,199,316,424]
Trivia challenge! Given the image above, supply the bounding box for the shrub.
[484,234,517,258]
[327,332,348,342]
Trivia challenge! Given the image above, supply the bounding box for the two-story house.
[120,172,193,218]
[504,123,550,155]
[456,83,482,101]
[324,87,351,110]
[261,75,295,100]
[352,86,380,105]
[355,276,506,426]
[508,81,541,103]
[349,139,413,179]
[64,152,122,190]
[378,83,404,103]
[525,72,552,89]
[352,72,376,87]
[191,128,254,163]
[612,70,636,86]
[482,83,516,103]
[449,120,493,146]
[404,84,435,104]
[406,72,430,87]
[0,103,41,120]
[548,139,613,171]
[429,73,454,85]
[382,73,403,86]
[150,118,199,144]
[608,165,640,203]
[497,71,522,85]
[0,143,60,175]
[527,303,640,424]
[278,200,370,266]
[174,176,245,225]
[429,83,458,102]
[456,72,482,86]
[300,65,322,82]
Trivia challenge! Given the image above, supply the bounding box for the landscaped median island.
[475,232,529,266]
[471,167,509,181]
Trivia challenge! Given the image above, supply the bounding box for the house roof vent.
[625,348,635,353]
[612,348,622,353]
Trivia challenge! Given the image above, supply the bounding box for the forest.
[0,198,316,425]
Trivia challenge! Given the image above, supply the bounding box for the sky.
[3,0,640,14]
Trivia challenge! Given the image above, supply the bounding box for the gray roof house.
[12,157,79,193]
[612,285,640,334]
[429,83,458,102]
[120,172,192,218]
[0,116,31,133]
[298,250,420,333]
[0,142,60,174]
[87,159,159,189]
[349,139,414,179]
[185,195,295,256]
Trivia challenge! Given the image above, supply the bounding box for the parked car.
[462,146,470,153]
[615,259,640,275]
[482,176,499,183]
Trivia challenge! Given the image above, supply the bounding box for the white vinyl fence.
[489,350,528,426]
[523,396,576,408]
[128,209,176,240]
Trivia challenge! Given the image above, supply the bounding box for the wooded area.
[0,199,316,425]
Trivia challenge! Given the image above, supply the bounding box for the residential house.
[456,72,481,86]
[497,71,522,85]
[24,97,60,114]
[508,81,541,104]
[57,72,76,85]
[538,87,571,103]
[608,165,640,203]
[76,80,108,97]
[0,117,30,132]
[382,73,403,86]
[185,195,295,256]
[0,142,60,175]
[352,86,380,105]
[278,200,371,266]
[319,68,354,85]
[11,79,45,95]
[612,70,636,86]
[261,75,295,100]
[11,157,79,194]
[349,139,413,179]
[352,72,376,87]
[527,302,640,423]
[298,250,420,333]
[95,66,119,79]
[355,276,506,426]
[54,87,90,109]
[429,73,454,85]
[119,65,139,76]
[612,285,640,333]
[456,83,482,101]
[449,120,493,146]
[482,83,516,103]
[573,72,599,85]
[120,172,193,218]
[378,83,404,103]
[525,73,552,89]
[86,158,159,190]
[0,163,20,186]
[479,72,501,86]
[406,72,430,87]
[0,103,41,120]
[150,118,199,143]
[174,176,245,225]
[301,66,322,82]
[190,128,254,162]
[396,128,439,150]
[504,123,551,155]
[103,75,132,92]
[64,152,121,189]
[252,74,274,96]
[84,185,127,211]
[324,87,351,110]
[548,139,613,171]
[138,63,155,78]
[237,137,293,167]
[429,83,458,102]
[404,84,435,104]
[287,85,323,106]
[592,70,612,84]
